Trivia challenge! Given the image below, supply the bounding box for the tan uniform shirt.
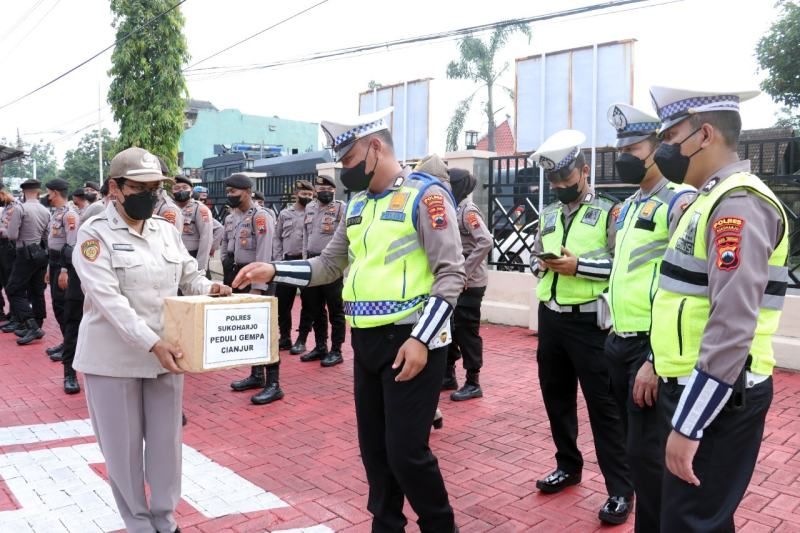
[178,199,214,270]
[211,218,224,256]
[231,205,274,291]
[73,203,214,378]
[221,211,236,263]
[457,200,492,288]
[80,201,105,224]
[273,205,306,259]
[0,201,18,240]
[7,200,50,248]
[154,194,183,231]
[303,199,345,256]
[47,205,79,253]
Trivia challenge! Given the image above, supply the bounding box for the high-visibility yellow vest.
[342,172,451,328]
[609,181,691,332]
[651,172,789,377]
[536,194,616,304]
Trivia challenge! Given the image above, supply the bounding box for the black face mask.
[316,191,334,204]
[85,192,98,202]
[174,190,191,202]
[341,145,376,192]
[654,127,704,184]
[615,152,656,184]
[555,183,581,204]
[227,195,242,208]
[121,190,158,220]
[298,196,311,206]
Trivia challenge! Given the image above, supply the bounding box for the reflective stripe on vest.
[608,182,688,333]
[342,172,450,328]
[536,195,615,305]
[651,172,789,377]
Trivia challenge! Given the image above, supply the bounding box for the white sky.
[0,0,785,165]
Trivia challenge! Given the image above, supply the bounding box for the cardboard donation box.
[163,294,278,372]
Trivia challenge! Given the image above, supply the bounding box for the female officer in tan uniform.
[74,147,231,533]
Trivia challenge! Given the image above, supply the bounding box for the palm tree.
[445,23,531,152]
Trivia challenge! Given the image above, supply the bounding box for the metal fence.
[201,172,318,220]
[487,137,800,288]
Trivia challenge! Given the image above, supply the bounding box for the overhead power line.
[0,0,188,113]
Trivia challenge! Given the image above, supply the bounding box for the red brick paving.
[0,303,799,532]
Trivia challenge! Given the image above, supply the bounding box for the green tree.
[445,23,531,152]
[60,129,119,190]
[0,136,57,182]
[108,0,190,174]
[756,1,800,127]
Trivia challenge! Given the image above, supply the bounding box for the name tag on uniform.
[380,211,406,222]
[112,243,135,252]
[581,207,601,226]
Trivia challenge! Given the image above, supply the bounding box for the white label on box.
[204,301,270,369]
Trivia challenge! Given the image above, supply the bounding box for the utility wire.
[0,0,188,113]
[1,0,62,61]
[0,0,47,46]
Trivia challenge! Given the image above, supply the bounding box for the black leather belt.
[48,249,62,261]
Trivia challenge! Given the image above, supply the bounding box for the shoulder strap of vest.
[594,192,618,211]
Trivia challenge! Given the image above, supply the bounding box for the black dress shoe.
[230,366,265,391]
[64,371,80,395]
[1,321,20,333]
[49,350,63,362]
[289,340,307,355]
[46,343,64,356]
[17,319,44,345]
[450,383,483,402]
[278,338,292,351]
[300,346,327,362]
[321,349,343,367]
[536,469,581,494]
[251,383,284,405]
[598,495,633,524]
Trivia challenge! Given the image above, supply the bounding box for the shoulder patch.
[200,205,210,223]
[423,194,448,229]
[254,213,268,235]
[163,210,177,225]
[581,207,602,226]
[467,211,481,229]
[81,239,101,262]
[65,212,78,231]
[712,216,744,271]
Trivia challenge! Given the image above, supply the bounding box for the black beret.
[84,181,101,191]
[45,178,70,192]
[72,187,86,197]
[224,173,254,190]
[315,175,335,187]
[20,179,42,190]
[295,179,313,192]
[174,176,192,186]
[253,191,265,201]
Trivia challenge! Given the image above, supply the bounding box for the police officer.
[274,180,315,354]
[74,147,230,533]
[647,86,785,532]
[529,130,633,524]
[79,182,105,222]
[193,185,208,203]
[0,186,15,321]
[43,179,80,359]
[603,103,693,531]
[253,190,266,208]
[300,174,345,367]
[234,107,465,532]
[154,157,184,231]
[225,174,284,405]
[440,167,492,402]
[173,176,213,273]
[220,205,236,286]
[4,179,50,345]
[59,188,85,394]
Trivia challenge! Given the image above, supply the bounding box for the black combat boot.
[230,365,265,391]
[64,366,80,395]
[300,345,327,362]
[17,319,44,345]
[278,337,292,351]
[251,365,284,405]
[321,347,343,367]
[441,364,458,391]
[46,343,64,356]
[451,370,483,401]
[289,337,307,355]
[1,319,20,333]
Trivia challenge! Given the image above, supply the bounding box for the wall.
[180,108,320,169]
